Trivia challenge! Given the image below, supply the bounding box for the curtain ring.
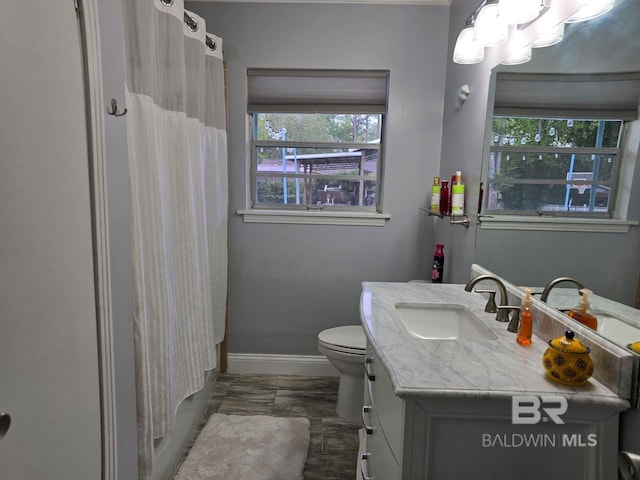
[184,12,198,32]
[206,35,217,51]
[108,98,127,117]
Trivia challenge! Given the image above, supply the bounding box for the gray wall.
[438,0,500,285]
[187,2,450,354]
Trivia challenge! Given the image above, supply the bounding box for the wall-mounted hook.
[454,84,470,111]
[108,98,127,117]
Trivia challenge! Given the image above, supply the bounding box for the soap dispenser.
[516,288,533,346]
[567,289,598,330]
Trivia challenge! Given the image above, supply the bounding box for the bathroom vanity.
[358,281,634,480]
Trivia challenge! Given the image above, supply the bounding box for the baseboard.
[227,353,339,377]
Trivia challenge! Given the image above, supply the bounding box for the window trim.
[478,215,638,233]
[236,208,391,226]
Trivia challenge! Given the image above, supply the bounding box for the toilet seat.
[318,325,366,356]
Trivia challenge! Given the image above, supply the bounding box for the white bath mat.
[173,414,310,480]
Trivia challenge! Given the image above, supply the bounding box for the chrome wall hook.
[108,98,127,117]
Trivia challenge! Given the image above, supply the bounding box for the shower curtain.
[120,0,228,477]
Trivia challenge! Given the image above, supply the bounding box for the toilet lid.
[318,325,366,351]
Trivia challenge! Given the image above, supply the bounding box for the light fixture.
[453,20,484,64]
[474,0,508,47]
[499,0,543,25]
[566,0,615,23]
[452,0,615,66]
[531,23,564,48]
[501,29,532,65]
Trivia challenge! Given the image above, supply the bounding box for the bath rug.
[173,414,310,480]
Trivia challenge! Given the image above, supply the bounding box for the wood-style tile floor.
[170,373,362,480]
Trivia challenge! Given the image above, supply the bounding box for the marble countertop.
[360,281,629,409]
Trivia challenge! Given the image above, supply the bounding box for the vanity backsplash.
[470,264,638,406]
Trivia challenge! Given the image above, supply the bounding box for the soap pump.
[516,288,533,346]
[567,289,598,330]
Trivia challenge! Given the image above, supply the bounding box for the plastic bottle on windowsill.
[439,181,449,216]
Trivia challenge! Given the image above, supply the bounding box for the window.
[246,69,388,216]
[487,116,624,216]
[485,71,640,218]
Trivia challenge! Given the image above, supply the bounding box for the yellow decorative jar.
[627,341,640,354]
[542,330,593,386]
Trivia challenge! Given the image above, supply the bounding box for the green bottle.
[431,177,441,214]
[451,170,465,216]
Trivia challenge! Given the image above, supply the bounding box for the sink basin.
[395,303,498,342]
[594,310,640,347]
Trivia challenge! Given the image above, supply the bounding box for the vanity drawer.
[363,423,400,480]
[361,381,400,479]
[365,346,404,464]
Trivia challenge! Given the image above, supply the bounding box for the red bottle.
[449,174,456,213]
[439,181,449,216]
[431,243,445,283]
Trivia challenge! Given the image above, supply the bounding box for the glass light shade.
[532,22,564,48]
[501,30,532,65]
[474,3,508,47]
[499,0,542,25]
[453,27,484,64]
[566,0,615,23]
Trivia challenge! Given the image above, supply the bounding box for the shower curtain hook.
[108,98,128,117]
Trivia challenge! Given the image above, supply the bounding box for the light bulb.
[499,0,541,25]
[501,29,532,65]
[453,26,484,64]
[566,0,615,23]
[532,22,564,48]
[474,3,508,47]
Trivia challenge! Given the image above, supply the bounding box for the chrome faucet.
[464,275,511,323]
[539,277,585,303]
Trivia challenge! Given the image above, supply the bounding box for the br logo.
[512,395,568,425]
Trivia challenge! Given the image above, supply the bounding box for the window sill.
[479,215,638,233]
[237,209,391,226]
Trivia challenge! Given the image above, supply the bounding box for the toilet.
[317,325,367,421]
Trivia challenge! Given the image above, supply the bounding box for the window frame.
[485,121,626,219]
[250,118,383,213]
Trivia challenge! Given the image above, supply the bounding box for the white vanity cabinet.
[360,343,622,480]
[360,345,404,479]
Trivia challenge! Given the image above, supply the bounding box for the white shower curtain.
[120,0,228,477]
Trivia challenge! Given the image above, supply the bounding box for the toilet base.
[335,372,365,422]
